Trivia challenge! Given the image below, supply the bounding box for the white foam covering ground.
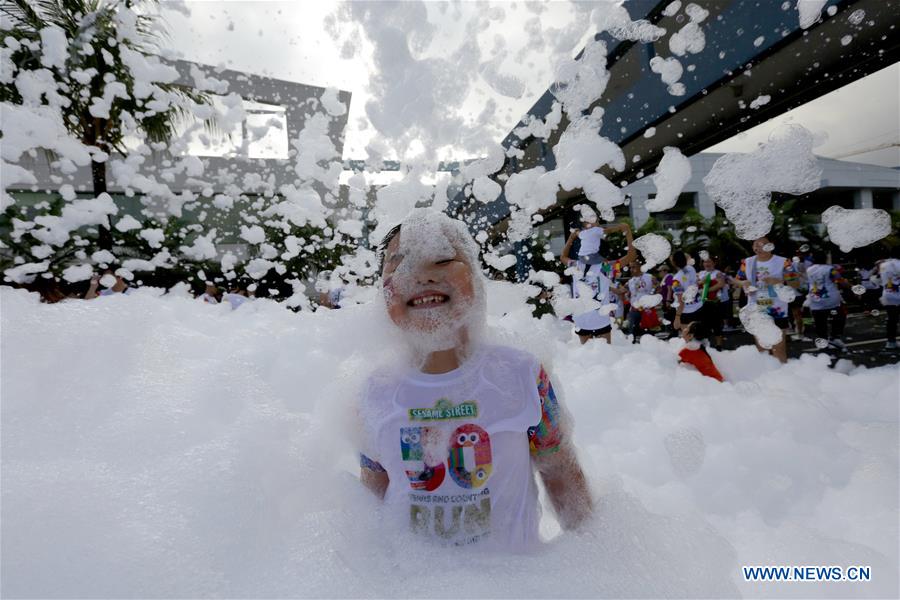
[2,287,897,598]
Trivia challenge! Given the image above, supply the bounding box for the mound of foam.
[1,287,897,598]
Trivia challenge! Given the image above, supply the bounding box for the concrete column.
[696,189,716,219]
[853,188,874,209]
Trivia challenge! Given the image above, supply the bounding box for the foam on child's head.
[578,204,599,224]
[381,208,487,358]
[396,208,481,272]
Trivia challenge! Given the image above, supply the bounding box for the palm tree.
[0,0,211,249]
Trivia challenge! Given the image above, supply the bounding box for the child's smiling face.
[381,231,476,334]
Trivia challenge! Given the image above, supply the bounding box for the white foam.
[703,125,822,240]
[648,147,691,212]
[821,206,892,253]
[1,287,896,597]
[633,233,672,270]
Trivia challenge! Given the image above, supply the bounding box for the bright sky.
[159,1,899,168]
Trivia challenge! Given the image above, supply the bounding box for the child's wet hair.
[686,320,710,342]
[378,223,403,273]
[672,250,689,269]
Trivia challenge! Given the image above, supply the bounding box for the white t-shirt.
[672,265,703,314]
[99,287,135,297]
[806,264,843,311]
[358,345,562,550]
[627,273,654,307]
[859,268,880,290]
[697,269,728,302]
[224,293,249,310]
[739,255,794,319]
[572,263,612,331]
[577,227,604,257]
[880,259,900,306]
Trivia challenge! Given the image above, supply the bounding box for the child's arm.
[360,454,389,499]
[535,445,593,530]
[560,230,580,266]
[611,223,636,265]
[602,222,629,235]
[530,366,593,530]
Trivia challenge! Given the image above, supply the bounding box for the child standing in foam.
[357,209,592,550]
[735,236,798,363]
[877,254,900,350]
[805,249,848,349]
[670,250,704,331]
[625,263,656,341]
[696,255,728,351]
[560,216,632,345]
[573,204,633,266]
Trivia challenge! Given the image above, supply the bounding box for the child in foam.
[678,321,724,382]
[670,250,704,332]
[696,254,728,351]
[735,236,799,363]
[877,252,900,350]
[805,249,849,350]
[84,270,135,299]
[560,206,636,344]
[572,208,634,266]
[358,209,592,550]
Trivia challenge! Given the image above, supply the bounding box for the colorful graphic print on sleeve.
[528,365,563,456]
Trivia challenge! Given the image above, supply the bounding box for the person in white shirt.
[805,249,849,349]
[877,254,900,350]
[697,255,728,351]
[223,285,253,310]
[670,250,704,331]
[625,263,656,342]
[84,270,134,299]
[572,205,633,265]
[316,270,346,309]
[358,209,592,551]
[560,225,631,344]
[199,282,220,304]
[735,236,798,363]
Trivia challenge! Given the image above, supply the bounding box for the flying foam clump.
[821,206,892,253]
[633,233,672,271]
[703,125,822,240]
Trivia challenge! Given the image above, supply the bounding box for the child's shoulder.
[480,343,540,366]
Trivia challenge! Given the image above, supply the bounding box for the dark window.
[652,192,698,226]
[873,189,897,212]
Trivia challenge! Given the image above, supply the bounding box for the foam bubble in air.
[821,206,892,253]
[647,147,691,212]
[633,233,672,270]
[703,125,822,240]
